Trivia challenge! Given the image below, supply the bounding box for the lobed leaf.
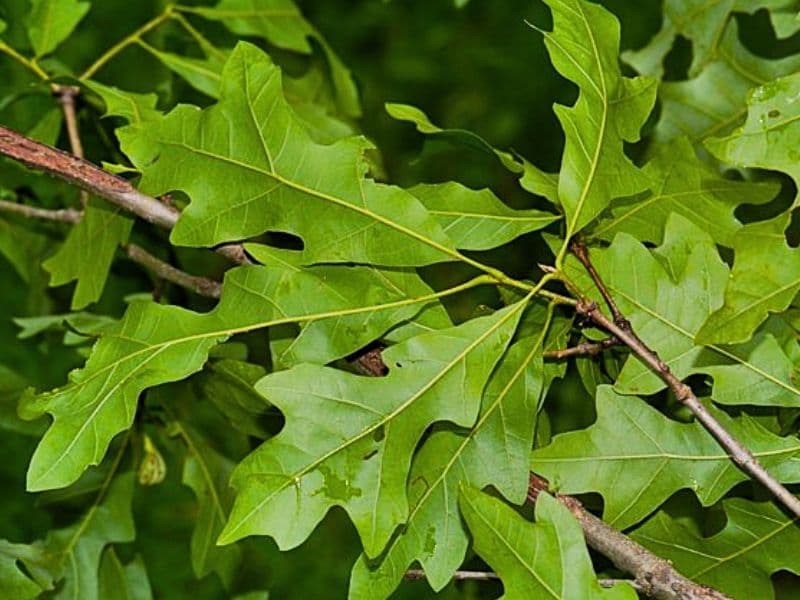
[537,0,656,239]
[23,263,460,490]
[128,43,457,266]
[218,300,527,556]
[532,386,800,530]
[350,306,550,598]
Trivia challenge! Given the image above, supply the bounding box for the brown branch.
[544,336,621,360]
[528,474,730,600]
[0,124,249,264]
[0,199,81,223]
[571,246,800,521]
[125,244,221,299]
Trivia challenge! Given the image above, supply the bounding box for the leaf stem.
[79,7,175,80]
[0,40,49,80]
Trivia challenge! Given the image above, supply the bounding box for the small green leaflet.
[632,498,800,600]
[178,0,361,118]
[564,214,800,406]
[531,386,800,530]
[43,198,133,310]
[459,487,636,599]
[350,307,549,598]
[697,213,800,345]
[652,21,800,144]
[408,182,558,251]
[707,70,800,198]
[171,422,242,589]
[591,136,778,247]
[129,43,458,267]
[218,300,527,557]
[535,0,656,242]
[26,0,90,57]
[22,264,463,491]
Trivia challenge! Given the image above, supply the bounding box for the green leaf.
[350,306,550,597]
[408,182,559,251]
[653,21,800,144]
[26,0,90,57]
[180,0,360,117]
[98,549,153,600]
[43,198,133,310]
[537,0,656,239]
[531,386,800,530]
[564,214,800,406]
[0,541,44,599]
[23,264,478,491]
[171,422,242,588]
[707,71,800,196]
[697,213,800,345]
[218,300,527,556]
[130,43,457,266]
[591,136,779,247]
[459,487,635,599]
[632,498,800,599]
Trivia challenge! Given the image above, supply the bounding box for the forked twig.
[570,242,800,521]
[543,335,621,359]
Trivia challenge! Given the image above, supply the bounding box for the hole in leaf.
[373,426,385,443]
[768,109,781,119]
